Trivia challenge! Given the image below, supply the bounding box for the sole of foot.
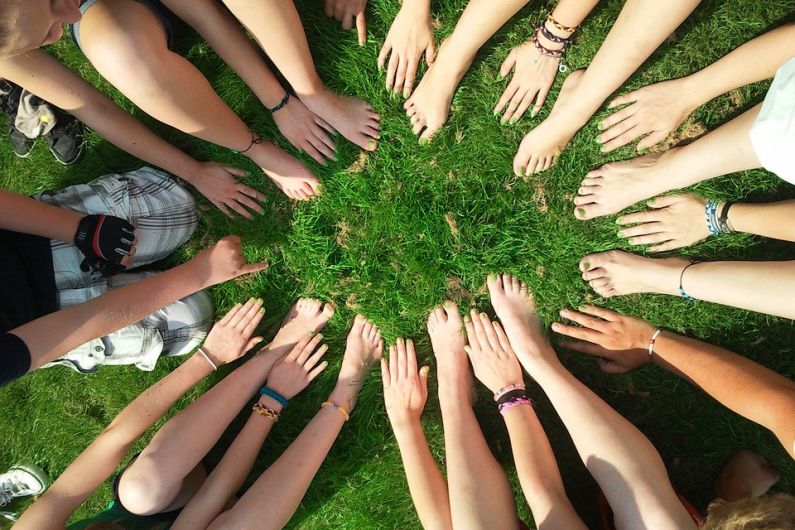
[574,148,681,220]
[403,41,473,144]
[300,89,380,152]
[513,69,585,177]
[249,140,321,201]
[579,250,689,298]
[486,273,556,369]
[265,299,336,359]
[330,314,384,410]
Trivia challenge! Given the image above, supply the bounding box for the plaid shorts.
[36,167,213,374]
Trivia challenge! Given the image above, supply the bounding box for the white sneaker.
[0,464,49,508]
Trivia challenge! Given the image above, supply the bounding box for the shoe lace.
[0,478,19,507]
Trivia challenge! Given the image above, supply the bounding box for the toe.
[322,302,336,318]
[352,313,366,331]
[486,273,503,295]
[442,300,458,319]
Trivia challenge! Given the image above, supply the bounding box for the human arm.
[9,235,266,374]
[324,0,368,46]
[0,50,263,217]
[464,313,586,529]
[171,334,328,530]
[600,23,795,151]
[13,300,269,530]
[377,0,435,97]
[382,339,453,530]
[494,0,598,123]
[552,306,795,458]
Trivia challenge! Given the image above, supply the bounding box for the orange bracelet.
[321,401,349,421]
[252,403,280,422]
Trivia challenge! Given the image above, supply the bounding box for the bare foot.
[262,298,336,360]
[403,41,473,143]
[299,88,380,152]
[574,148,682,220]
[329,314,383,411]
[486,273,556,370]
[247,140,321,201]
[579,250,689,298]
[714,450,781,502]
[513,69,584,176]
[427,301,475,400]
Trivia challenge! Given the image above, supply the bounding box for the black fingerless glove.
[73,214,135,276]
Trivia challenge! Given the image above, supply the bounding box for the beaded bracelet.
[498,397,534,414]
[321,401,350,421]
[493,383,526,402]
[253,403,280,422]
[678,261,699,301]
[267,92,290,114]
[260,387,289,409]
[647,329,662,358]
[547,13,579,34]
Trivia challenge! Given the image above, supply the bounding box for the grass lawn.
[1,0,795,527]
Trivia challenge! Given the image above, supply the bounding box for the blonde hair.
[701,493,795,530]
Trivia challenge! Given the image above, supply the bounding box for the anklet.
[498,396,534,414]
[253,403,280,422]
[267,92,290,114]
[494,383,526,402]
[647,329,662,359]
[322,401,350,421]
[197,347,217,371]
[260,387,289,409]
[678,261,699,301]
[546,13,579,34]
[235,131,263,155]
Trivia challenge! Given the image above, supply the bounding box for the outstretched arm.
[382,340,453,530]
[553,306,795,459]
[464,313,585,530]
[0,190,81,243]
[13,300,268,530]
[8,236,266,377]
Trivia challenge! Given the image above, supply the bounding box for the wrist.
[387,409,422,429]
[399,0,431,16]
[258,393,284,413]
[679,73,711,113]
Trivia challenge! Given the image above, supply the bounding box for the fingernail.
[463,315,471,323]
[500,117,507,125]
[497,72,504,80]
[509,117,517,125]
[420,366,430,376]
[578,305,587,312]
[259,308,266,313]
[493,109,499,116]
[617,230,623,238]
[597,122,604,131]
[646,200,655,206]
[316,333,324,339]
[531,109,539,118]
[615,218,622,224]
[600,146,607,153]
[551,323,560,331]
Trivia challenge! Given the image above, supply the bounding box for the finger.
[308,360,329,380]
[550,321,602,343]
[627,232,673,246]
[463,313,476,348]
[406,338,418,375]
[559,308,607,333]
[558,338,613,358]
[498,49,517,80]
[243,306,265,336]
[511,89,538,123]
[298,333,324,364]
[377,41,391,71]
[419,365,429,393]
[324,0,334,17]
[601,125,642,152]
[216,201,234,218]
[648,194,684,209]
[495,79,520,115]
[305,343,329,369]
[599,358,632,375]
[238,261,269,276]
[599,115,639,145]
[492,321,514,353]
[229,298,258,328]
[224,165,248,177]
[637,130,668,151]
[244,336,265,351]
[608,89,642,109]
[469,309,488,350]
[302,141,326,165]
[287,334,314,361]
[394,56,408,96]
[236,184,266,203]
[403,58,419,98]
[599,104,637,132]
[425,40,436,64]
[616,209,661,226]
[479,313,502,352]
[397,337,408,380]
[235,298,264,329]
[385,52,399,92]
[648,240,685,253]
[389,344,398,386]
[235,194,265,215]
[502,87,528,123]
[309,136,335,161]
[578,305,620,322]
[618,222,665,238]
[340,7,353,28]
[218,302,243,326]
[312,121,337,150]
[356,11,366,46]
[380,358,391,389]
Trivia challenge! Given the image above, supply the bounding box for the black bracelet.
[268,92,290,113]
[539,23,571,46]
[718,202,735,233]
[496,389,528,406]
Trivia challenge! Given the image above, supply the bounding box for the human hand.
[266,333,329,399]
[201,298,266,366]
[494,39,560,123]
[463,310,523,394]
[190,235,268,287]
[74,214,137,274]
[191,162,266,219]
[324,0,368,46]
[551,305,656,374]
[599,78,698,152]
[377,6,435,98]
[617,194,710,252]
[271,96,337,164]
[381,338,429,426]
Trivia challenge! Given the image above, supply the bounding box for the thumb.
[246,336,264,351]
[598,358,630,375]
[238,261,269,277]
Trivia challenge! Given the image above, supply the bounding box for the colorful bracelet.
[678,261,699,301]
[260,387,289,409]
[498,397,534,414]
[253,403,280,422]
[493,383,526,402]
[267,92,290,114]
[496,388,528,406]
[197,347,217,371]
[532,31,564,58]
[647,329,662,358]
[538,23,571,46]
[321,401,350,421]
[546,13,579,34]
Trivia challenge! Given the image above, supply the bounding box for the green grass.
[2,0,795,528]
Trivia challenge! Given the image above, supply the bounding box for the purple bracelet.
[498,397,534,414]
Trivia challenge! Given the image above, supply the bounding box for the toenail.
[368,140,376,148]
[582,262,590,270]
[577,208,585,218]
[420,138,427,145]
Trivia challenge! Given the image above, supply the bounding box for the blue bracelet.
[260,387,288,409]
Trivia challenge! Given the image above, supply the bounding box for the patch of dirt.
[347,152,368,173]
[444,213,459,237]
[654,117,707,152]
[536,265,546,277]
[445,277,470,301]
[728,89,744,107]
[336,221,351,248]
[532,179,548,213]
[345,292,360,310]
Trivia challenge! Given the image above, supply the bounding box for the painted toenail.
[420,138,427,145]
[368,140,376,148]
[577,208,585,218]
[582,262,590,270]
[599,146,607,153]
[531,108,539,118]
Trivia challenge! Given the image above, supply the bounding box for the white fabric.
[749,57,795,184]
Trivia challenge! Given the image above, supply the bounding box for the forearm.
[684,24,795,107]
[15,353,211,530]
[0,190,81,242]
[682,260,795,319]
[550,0,600,28]
[727,200,795,242]
[502,406,585,530]
[654,332,795,457]
[13,258,208,370]
[392,418,453,530]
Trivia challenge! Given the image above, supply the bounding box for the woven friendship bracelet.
[546,13,579,34]
[253,403,280,422]
[322,401,350,421]
[267,92,290,113]
[498,396,534,414]
[532,32,565,58]
[538,23,571,45]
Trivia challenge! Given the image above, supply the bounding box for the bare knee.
[116,458,175,515]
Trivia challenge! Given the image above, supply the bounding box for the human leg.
[428,302,521,530]
[79,0,319,201]
[220,0,381,152]
[575,104,762,220]
[487,274,696,530]
[514,0,703,175]
[403,0,531,142]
